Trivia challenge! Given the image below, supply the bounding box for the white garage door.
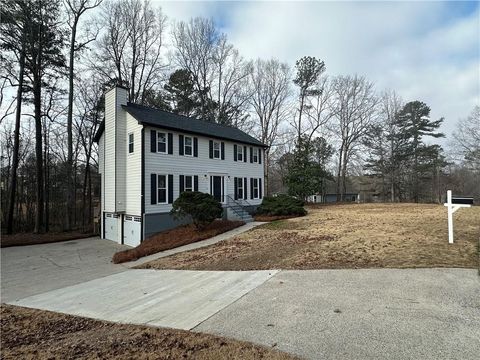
[124,216,141,247]
[104,213,119,242]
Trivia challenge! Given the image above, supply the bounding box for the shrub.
[256,194,307,217]
[170,191,223,230]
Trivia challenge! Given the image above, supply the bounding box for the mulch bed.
[0,305,298,360]
[112,220,244,264]
[1,231,96,248]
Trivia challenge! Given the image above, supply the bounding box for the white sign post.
[443,190,472,244]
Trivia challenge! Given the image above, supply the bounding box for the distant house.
[94,86,266,247]
[307,179,360,203]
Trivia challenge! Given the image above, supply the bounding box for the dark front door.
[212,176,223,202]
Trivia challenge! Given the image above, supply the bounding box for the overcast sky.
[157,0,479,143]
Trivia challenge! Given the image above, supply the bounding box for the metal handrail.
[225,194,250,218]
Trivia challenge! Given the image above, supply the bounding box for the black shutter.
[250,178,254,199]
[250,147,253,163]
[259,149,262,164]
[179,135,184,155]
[193,137,198,157]
[244,146,247,162]
[168,133,173,154]
[244,177,247,199]
[150,130,156,152]
[179,175,184,193]
[194,175,198,191]
[150,174,157,204]
[259,178,262,198]
[234,145,237,161]
[234,177,238,200]
[209,140,213,158]
[221,142,225,160]
[168,174,174,203]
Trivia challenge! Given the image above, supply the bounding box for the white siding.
[144,126,265,214]
[125,113,142,215]
[103,86,128,212]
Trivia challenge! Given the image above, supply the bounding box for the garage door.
[124,216,141,247]
[104,213,119,242]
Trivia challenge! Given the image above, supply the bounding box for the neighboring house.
[94,86,266,247]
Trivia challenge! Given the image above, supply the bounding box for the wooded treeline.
[1,0,479,234]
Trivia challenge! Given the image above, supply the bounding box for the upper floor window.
[213,141,221,159]
[236,145,243,161]
[253,148,259,163]
[128,133,134,153]
[157,174,167,204]
[184,136,193,156]
[157,132,167,153]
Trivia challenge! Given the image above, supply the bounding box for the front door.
[212,176,223,202]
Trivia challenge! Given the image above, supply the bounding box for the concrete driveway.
[1,237,128,302]
[196,268,480,360]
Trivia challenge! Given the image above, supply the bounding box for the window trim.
[253,178,259,199]
[184,175,193,192]
[184,136,193,157]
[236,177,244,199]
[213,141,221,159]
[252,148,259,163]
[128,132,134,154]
[157,132,167,154]
[157,174,168,204]
[237,145,243,161]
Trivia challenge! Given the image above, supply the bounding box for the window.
[236,177,243,199]
[237,145,243,161]
[253,178,259,199]
[253,148,259,163]
[128,133,134,153]
[213,141,221,159]
[157,175,167,203]
[157,132,167,153]
[184,136,193,156]
[184,175,193,192]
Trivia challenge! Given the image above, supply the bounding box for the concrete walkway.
[10,269,278,330]
[124,221,266,268]
[196,268,480,360]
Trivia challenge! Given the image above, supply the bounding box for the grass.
[254,214,305,222]
[112,219,244,264]
[139,203,480,271]
[0,231,96,248]
[0,305,298,360]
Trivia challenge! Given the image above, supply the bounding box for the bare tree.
[64,0,102,230]
[172,17,251,126]
[330,75,378,201]
[248,58,291,194]
[92,0,167,102]
[452,106,480,171]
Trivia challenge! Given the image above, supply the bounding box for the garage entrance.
[104,213,120,242]
[123,215,142,247]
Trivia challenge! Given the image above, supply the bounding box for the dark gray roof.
[116,103,265,146]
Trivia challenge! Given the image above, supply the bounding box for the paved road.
[1,237,128,302]
[196,268,480,360]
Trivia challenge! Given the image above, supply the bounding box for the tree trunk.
[33,77,44,233]
[44,126,49,232]
[6,43,25,234]
[66,18,78,231]
[336,142,344,202]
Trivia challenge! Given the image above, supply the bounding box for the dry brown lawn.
[140,203,480,270]
[0,305,298,360]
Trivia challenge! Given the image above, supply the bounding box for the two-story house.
[94,86,266,247]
